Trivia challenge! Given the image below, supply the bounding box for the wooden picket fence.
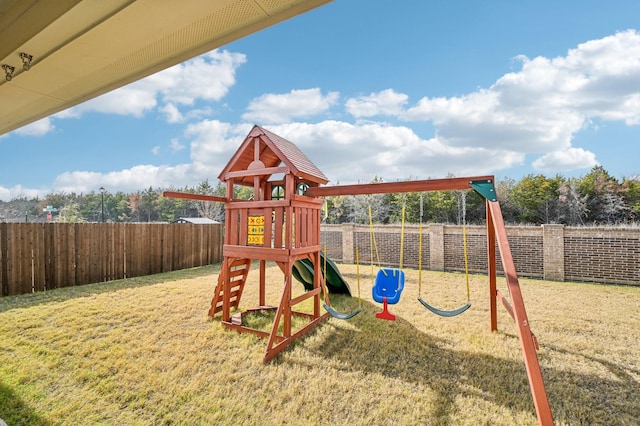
[0,223,223,297]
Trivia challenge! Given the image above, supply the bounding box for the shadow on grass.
[0,263,221,314]
[305,297,640,425]
[0,381,48,426]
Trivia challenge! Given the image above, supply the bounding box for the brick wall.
[320,224,639,286]
[321,227,343,261]
[563,227,640,285]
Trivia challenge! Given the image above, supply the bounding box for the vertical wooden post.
[487,199,497,332]
[285,175,294,250]
[0,222,8,297]
[253,138,261,199]
[259,260,266,306]
[283,261,292,338]
[313,250,321,317]
[225,181,233,246]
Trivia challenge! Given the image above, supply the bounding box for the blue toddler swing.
[370,206,406,321]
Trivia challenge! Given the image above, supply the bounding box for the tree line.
[1,166,638,226]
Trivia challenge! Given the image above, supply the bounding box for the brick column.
[341,223,355,264]
[543,224,565,281]
[429,224,445,271]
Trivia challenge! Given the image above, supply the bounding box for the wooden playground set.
[164,125,554,425]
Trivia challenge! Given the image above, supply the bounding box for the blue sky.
[2,0,640,201]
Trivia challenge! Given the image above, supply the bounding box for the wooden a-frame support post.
[486,199,553,426]
[262,254,329,362]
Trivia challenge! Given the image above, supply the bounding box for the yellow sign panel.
[248,215,265,245]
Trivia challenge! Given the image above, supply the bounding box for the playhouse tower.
[209,125,330,362]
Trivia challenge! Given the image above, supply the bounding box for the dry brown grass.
[0,262,638,425]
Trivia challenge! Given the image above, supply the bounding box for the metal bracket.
[469,179,497,202]
[20,52,33,71]
[2,64,15,81]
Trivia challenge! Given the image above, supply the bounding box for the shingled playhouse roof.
[218,125,329,186]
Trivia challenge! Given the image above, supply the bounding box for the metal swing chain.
[418,193,424,296]
[461,191,471,301]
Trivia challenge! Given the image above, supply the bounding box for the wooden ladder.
[208,258,252,317]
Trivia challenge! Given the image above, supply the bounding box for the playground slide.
[292,253,353,296]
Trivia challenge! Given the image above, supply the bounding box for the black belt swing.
[320,247,363,320]
[417,192,471,317]
[317,199,362,320]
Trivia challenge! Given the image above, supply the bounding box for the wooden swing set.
[164,125,554,425]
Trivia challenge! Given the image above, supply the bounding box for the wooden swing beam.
[308,175,553,426]
[305,175,494,197]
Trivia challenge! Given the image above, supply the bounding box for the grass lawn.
[1,262,639,425]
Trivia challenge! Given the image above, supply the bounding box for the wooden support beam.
[306,175,495,197]
[263,313,329,363]
[222,258,231,322]
[496,290,515,321]
[259,260,266,307]
[224,166,289,179]
[487,199,498,332]
[291,286,320,306]
[487,200,554,425]
[265,274,288,356]
[162,191,227,203]
[227,199,289,210]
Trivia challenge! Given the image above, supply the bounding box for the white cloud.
[51,163,200,195]
[0,184,45,202]
[48,121,248,197]
[55,49,246,121]
[160,103,184,123]
[532,147,599,172]
[169,138,185,152]
[154,50,246,105]
[13,118,55,136]
[258,121,519,183]
[184,120,251,173]
[345,89,409,118]
[400,29,640,173]
[151,146,161,155]
[242,88,339,124]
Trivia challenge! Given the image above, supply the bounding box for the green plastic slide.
[292,252,353,296]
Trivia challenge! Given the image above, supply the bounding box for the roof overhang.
[0,0,332,136]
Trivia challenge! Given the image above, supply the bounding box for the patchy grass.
[0,262,638,425]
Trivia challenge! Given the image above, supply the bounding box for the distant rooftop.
[173,217,220,224]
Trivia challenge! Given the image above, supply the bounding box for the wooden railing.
[225,196,322,252]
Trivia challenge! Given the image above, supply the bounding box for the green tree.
[110,191,134,222]
[494,177,519,223]
[234,185,254,200]
[139,187,160,222]
[79,193,102,222]
[511,174,562,224]
[57,202,85,223]
[389,192,422,224]
[622,176,640,219]
[323,195,347,224]
[423,190,457,223]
